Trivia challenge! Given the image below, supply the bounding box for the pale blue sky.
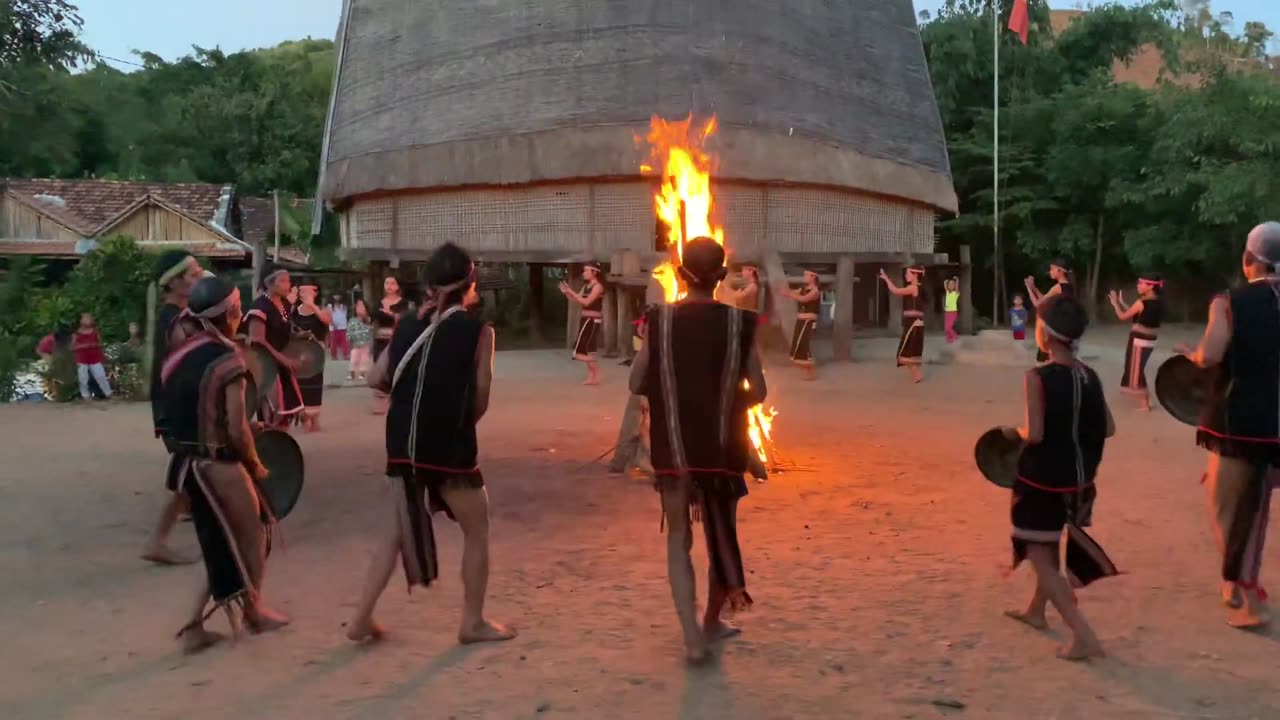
[79,1,1277,69]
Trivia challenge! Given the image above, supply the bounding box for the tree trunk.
[1089,214,1105,315]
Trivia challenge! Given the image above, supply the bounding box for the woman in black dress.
[559,262,605,386]
[292,281,331,432]
[1024,257,1076,364]
[880,266,926,384]
[1109,272,1165,411]
[245,263,304,427]
[370,276,409,414]
[782,270,820,380]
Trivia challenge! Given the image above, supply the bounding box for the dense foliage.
[922,0,1279,319]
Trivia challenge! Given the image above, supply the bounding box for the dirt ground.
[2,330,1278,720]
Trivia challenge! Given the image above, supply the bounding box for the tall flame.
[743,379,779,464]
[640,114,778,466]
[639,114,724,301]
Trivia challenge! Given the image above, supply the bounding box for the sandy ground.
[2,329,1278,720]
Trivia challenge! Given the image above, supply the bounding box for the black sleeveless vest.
[1016,362,1108,491]
[1198,281,1280,464]
[385,309,486,472]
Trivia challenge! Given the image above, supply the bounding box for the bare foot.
[346,618,387,643]
[704,620,742,641]
[1003,609,1049,631]
[1057,635,1105,661]
[458,619,517,645]
[246,607,291,634]
[1227,606,1271,630]
[685,643,713,665]
[141,545,198,566]
[582,379,600,387]
[181,627,226,655]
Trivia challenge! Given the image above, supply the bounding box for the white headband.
[194,288,242,319]
[1042,318,1079,351]
[262,268,287,288]
[158,256,196,286]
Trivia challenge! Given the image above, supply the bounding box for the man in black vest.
[629,238,767,663]
[1179,222,1280,629]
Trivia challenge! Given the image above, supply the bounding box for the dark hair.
[679,237,727,292]
[424,242,474,308]
[1050,257,1077,287]
[1139,271,1164,295]
[1039,294,1089,343]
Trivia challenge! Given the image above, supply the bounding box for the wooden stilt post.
[886,262,903,321]
[528,263,544,343]
[959,245,974,335]
[834,256,855,362]
[602,284,618,358]
[565,263,583,351]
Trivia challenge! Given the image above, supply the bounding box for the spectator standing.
[72,313,112,400]
[328,293,351,360]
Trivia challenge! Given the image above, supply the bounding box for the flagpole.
[992,0,1001,325]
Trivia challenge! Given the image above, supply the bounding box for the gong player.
[1177,221,1280,630]
[142,250,205,566]
[162,275,289,653]
[245,262,304,427]
[291,278,331,432]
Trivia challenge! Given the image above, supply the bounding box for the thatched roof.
[318,0,957,214]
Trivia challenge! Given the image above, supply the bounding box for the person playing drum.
[1176,222,1280,629]
[245,263,304,428]
[162,275,289,653]
[291,280,331,432]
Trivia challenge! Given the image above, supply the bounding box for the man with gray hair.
[1177,221,1280,629]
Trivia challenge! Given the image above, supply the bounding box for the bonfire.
[639,115,781,470]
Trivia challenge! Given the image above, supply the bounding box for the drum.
[285,336,326,378]
[253,429,305,519]
[1155,355,1212,427]
[974,427,1023,489]
[241,343,278,410]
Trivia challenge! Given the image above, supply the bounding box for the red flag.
[1008,0,1030,45]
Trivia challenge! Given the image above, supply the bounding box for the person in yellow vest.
[944,277,960,344]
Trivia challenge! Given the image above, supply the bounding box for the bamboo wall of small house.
[108,206,226,246]
[0,197,83,243]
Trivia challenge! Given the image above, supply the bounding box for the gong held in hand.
[974,427,1024,489]
[253,429,305,520]
[1154,355,1213,427]
[284,334,326,378]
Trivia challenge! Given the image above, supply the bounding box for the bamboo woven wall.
[343,181,935,260]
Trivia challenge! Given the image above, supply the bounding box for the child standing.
[1002,294,1116,660]
[346,299,373,382]
[72,313,111,400]
[1009,295,1029,341]
[944,277,960,343]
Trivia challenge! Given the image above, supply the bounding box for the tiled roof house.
[0,178,250,259]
